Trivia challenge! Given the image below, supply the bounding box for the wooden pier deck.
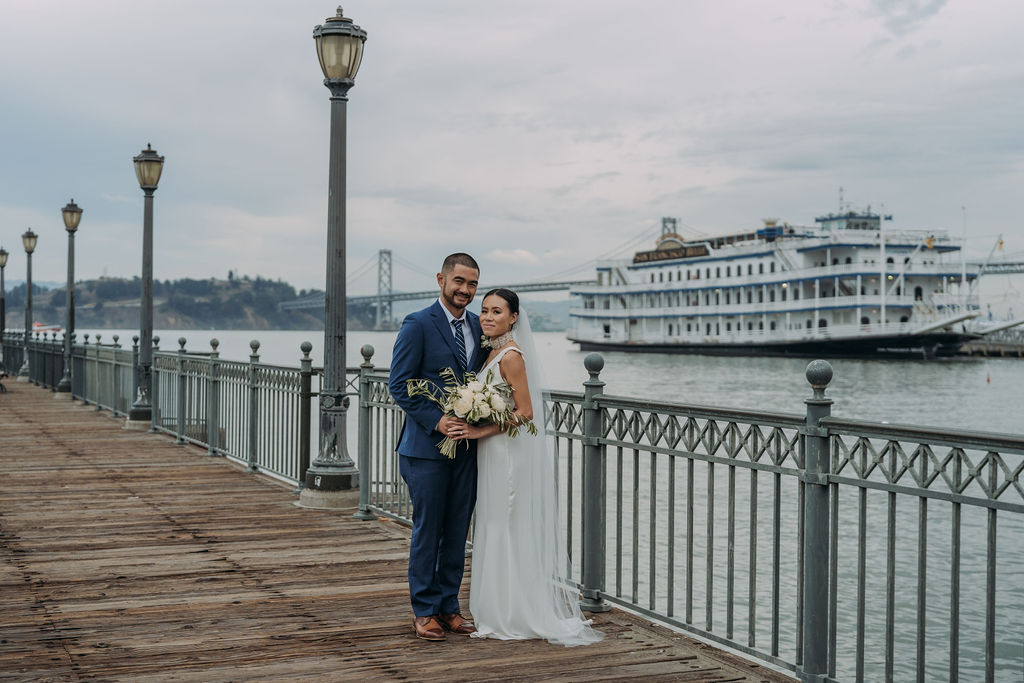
[1,381,793,682]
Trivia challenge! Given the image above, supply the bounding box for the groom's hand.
[437,414,466,434]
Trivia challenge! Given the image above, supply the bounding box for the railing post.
[94,335,104,410]
[207,339,220,456]
[580,353,610,613]
[176,337,187,444]
[799,359,834,683]
[50,332,59,391]
[110,336,121,416]
[131,334,140,409]
[150,336,160,433]
[247,339,260,472]
[354,344,376,520]
[81,334,91,405]
[296,341,313,489]
[31,332,39,385]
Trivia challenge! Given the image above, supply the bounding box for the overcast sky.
[1,0,1022,305]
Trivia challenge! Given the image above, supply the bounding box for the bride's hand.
[446,418,470,440]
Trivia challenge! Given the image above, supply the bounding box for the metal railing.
[148,337,323,484]
[353,346,1023,683]
[8,329,1023,681]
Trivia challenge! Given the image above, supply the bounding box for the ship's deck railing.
[7,329,1023,681]
[574,261,980,295]
[569,320,974,347]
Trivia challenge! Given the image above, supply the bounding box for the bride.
[447,288,602,647]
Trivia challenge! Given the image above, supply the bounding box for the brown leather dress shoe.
[413,616,446,641]
[438,612,477,635]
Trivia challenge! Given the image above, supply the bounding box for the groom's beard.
[440,283,474,314]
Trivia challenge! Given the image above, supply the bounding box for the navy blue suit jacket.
[389,300,484,460]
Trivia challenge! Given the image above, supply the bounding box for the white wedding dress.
[469,312,602,647]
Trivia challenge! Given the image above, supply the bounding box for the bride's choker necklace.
[482,331,515,349]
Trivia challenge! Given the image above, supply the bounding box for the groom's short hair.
[441,253,479,274]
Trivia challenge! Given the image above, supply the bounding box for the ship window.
[769,290,776,302]
[818,319,828,328]
[687,323,691,333]
[726,322,731,331]
[861,286,866,295]
[748,322,753,331]
[603,324,611,337]
[806,320,812,329]
[832,258,839,265]
[904,257,911,264]
[758,290,764,303]
[770,321,776,331]
[668,323,673,335]
[706,268,710,278]
[747,290,752,303]
[716,267,721,277]
[706,323,711,334]
[770,262,776,273]
[900,316,909,323]
[794,289,799,300]
[759,321,764,330]
[651,273,655,283]
[748,264,753,275]
[726,266,731,276]
[781,289,787,301]
[725,292,730,304]
[845,257,852,264]
[914,286,923,300]
[678,270,682,280]
[716,323,720,334]
[759,263,764,274]
[861,317,869,325]
[886,257,894,264]
[659,272,664,282]
[686,270,691,280]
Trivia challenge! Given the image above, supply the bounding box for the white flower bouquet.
[407,366,538,458]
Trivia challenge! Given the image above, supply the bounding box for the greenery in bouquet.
[406,366,538,458]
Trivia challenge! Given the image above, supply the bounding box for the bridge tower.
[375,249,393,330]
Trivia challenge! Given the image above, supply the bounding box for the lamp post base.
[298,465,359,509]
[125,407,152,430]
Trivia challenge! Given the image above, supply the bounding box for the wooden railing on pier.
[0,381,791,681]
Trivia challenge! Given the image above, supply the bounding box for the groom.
[389,253,484,641]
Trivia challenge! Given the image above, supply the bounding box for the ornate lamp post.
[18,229,38,379]
[0,247,8,363]
[300,7,367,505]
[56,199,83,393]
[128,144,164,423]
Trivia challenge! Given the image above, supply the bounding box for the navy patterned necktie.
[452,318,468,375]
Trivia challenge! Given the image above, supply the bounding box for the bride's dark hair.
[482,288,520,321]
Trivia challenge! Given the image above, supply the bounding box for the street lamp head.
[62,199,83,233]
[22,229,38,254]
[133,143,165,192]
[313,6,367,97]
[0,247,7,268]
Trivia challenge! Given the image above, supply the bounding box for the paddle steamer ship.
[569,209,983,357]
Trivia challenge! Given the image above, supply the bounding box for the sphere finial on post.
[805,359,833,401]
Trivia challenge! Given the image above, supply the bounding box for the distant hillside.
[2,275,383,331]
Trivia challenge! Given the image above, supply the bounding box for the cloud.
[487,249,541,265]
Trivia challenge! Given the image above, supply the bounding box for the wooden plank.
[0,382,794,681]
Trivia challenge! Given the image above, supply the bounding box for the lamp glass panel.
[0,250,8,268]
[23,234,37,253]
[320,34,363,80]
[135,159,163,188]
[63,208,82,231]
